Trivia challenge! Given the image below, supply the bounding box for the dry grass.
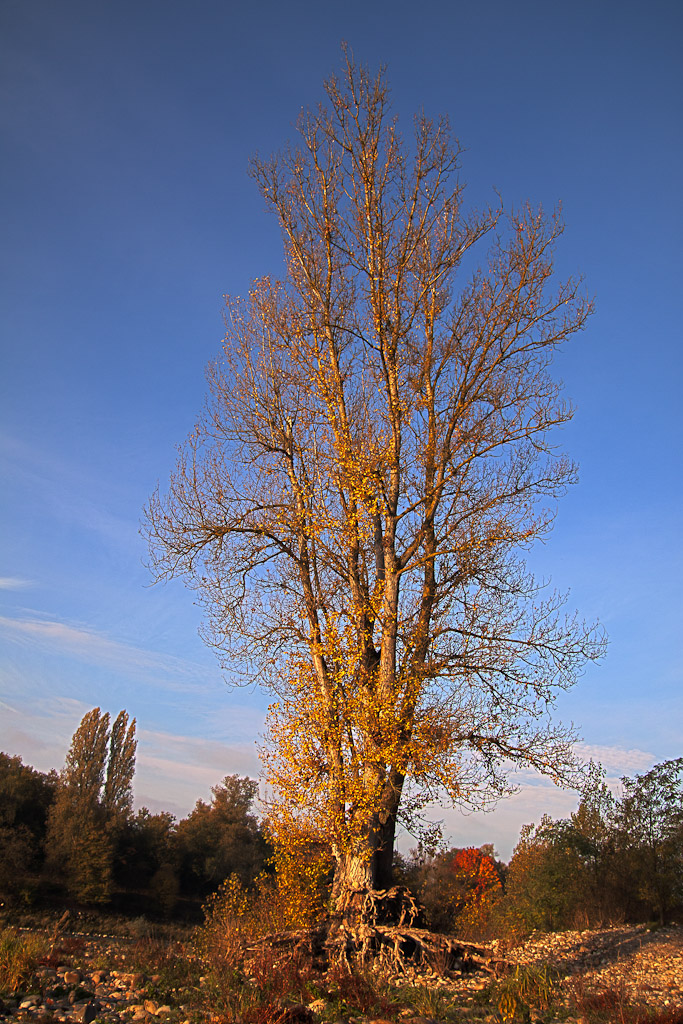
[0,928,48,993]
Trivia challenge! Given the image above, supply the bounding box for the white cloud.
[574,742,654,775]
[0,577,33,590]
[0,613,215,690]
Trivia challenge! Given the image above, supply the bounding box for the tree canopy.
[145,53,605,907]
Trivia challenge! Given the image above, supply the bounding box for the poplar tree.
[145,54,605,917]
[104,710,137,823]
[64,707,110,804]
[46,707,136,902]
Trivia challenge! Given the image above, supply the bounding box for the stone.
[19,996,41,1009]
[143,1000,158,1014]
[64,971,82,986]
[73,1002,98,1024]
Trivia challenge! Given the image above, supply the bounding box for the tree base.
[245,888,499,979]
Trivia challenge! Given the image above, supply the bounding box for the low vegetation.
[3,917,683,1024]
[2,713,683,1023]
[0,928,48,993]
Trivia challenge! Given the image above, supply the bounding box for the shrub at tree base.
[404,845,504,938]
[194,839,331,972]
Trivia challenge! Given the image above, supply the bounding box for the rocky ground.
[505,924,683,1014]
[0,933,192,1024]
[1,924,682,1024]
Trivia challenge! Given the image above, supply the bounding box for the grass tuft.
[0,928,48,994]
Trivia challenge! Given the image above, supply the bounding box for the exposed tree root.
[243,888,504,980]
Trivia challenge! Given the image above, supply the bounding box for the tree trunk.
[331,850,374,907]
[374,767,404,890]
[330,796,402,932]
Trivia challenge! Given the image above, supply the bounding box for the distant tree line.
[396,759,683,937]
[0,708,268,918]
[2,710,682,934]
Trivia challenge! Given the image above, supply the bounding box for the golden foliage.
[195,837,331,960]
[146,51,605,901]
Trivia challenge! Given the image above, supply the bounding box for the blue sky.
[1,0,681,859]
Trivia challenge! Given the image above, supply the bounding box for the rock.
[19,996,42,1009]
[144,1000,158,1014]
[91,971,109,984]
[155,1006,172,1016]
[73,1002,98,1024]
[64,971,82,986]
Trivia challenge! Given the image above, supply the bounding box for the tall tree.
[46,707,136,903]
[64,707,110,803]
[145,54,605,913]
[104,710,137,823]
[175,775,267,893]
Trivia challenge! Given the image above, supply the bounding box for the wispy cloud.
[575,742,654,776]
[0,577,34,590]
[0,695,94,773]
[134,728,262,816]
[0,613,215,690]
[0,432,137,550]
